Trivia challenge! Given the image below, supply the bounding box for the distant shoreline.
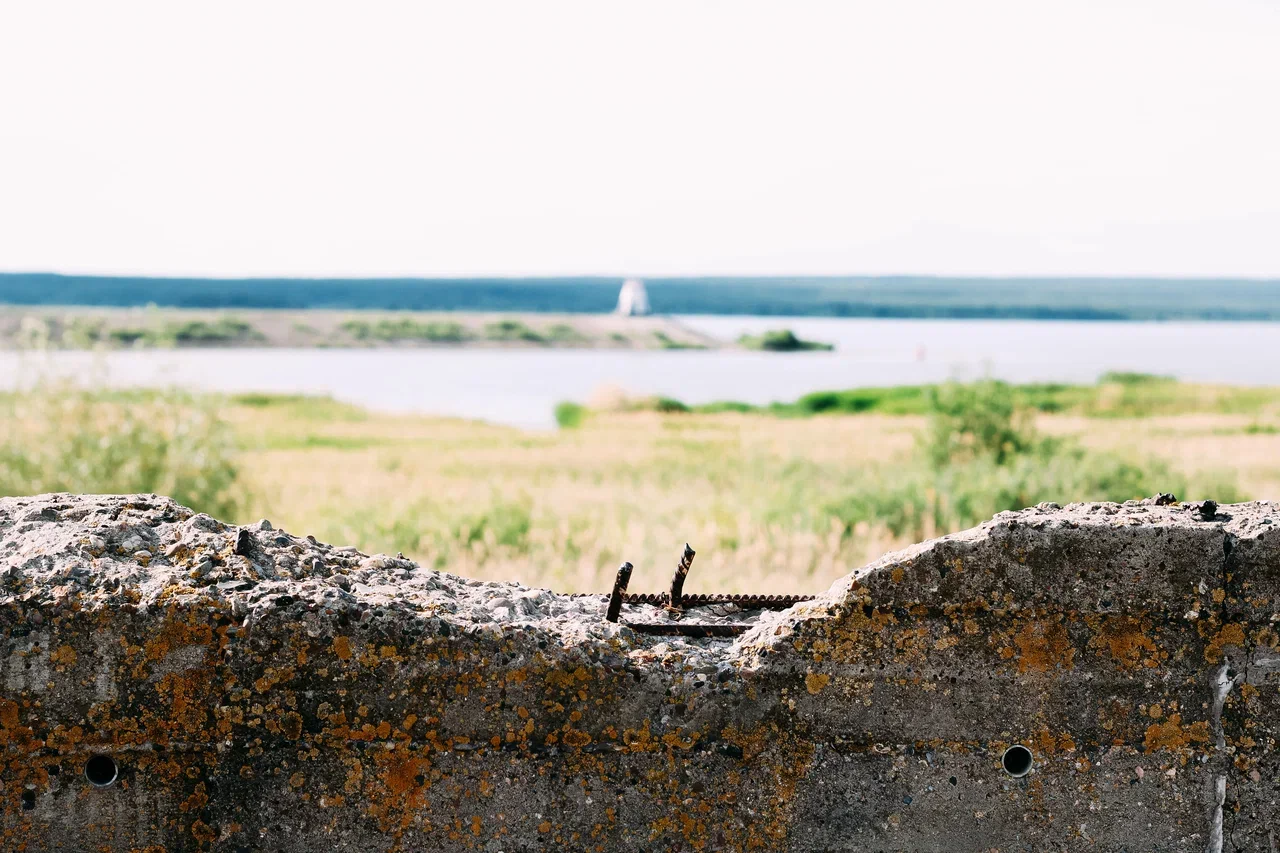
[0,307,727,351]
[2,273,1278,321]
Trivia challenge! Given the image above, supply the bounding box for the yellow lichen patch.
[1009,616,1075,674]
[1031,727,1075,757]
[49,645,77,668]
[378,752,428,797]
[1143,714,1210,752]
[562,728,592,748]
[932,633,960,651]
[343,760,364,794]
[804,673,830,695]
[1205,623,1247,662]
[1091,616,1160,670]
[138,611,215,669]
[154,667,215,735]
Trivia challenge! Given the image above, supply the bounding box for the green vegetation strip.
[557,373,1280,425]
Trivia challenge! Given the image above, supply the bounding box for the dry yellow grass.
[225,399,1280,595]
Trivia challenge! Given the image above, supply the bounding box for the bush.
[824,377,1227,543]
[653,397,691,413]
[554,401,587,429]
[737,329,834,352]
[484,320,543,343]
[0,384,244,519]
[922,380,1035,467]
[171,317,260,344]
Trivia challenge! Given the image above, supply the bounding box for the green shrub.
[62,317,106,347]
[824,376,1232,543]
[485,320,544,343]
[922,380,1035,467]
[108,328,149,345]
[554,401,587,429]
[737,329,834,352]
[172,317,259,344]
[653,397,691,413]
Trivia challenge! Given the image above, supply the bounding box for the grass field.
[3,377,1277,595]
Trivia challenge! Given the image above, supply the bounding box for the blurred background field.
[3,374,1275,594]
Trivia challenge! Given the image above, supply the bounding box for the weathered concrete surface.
[1,493,1277,852]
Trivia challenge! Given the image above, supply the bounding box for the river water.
[3,317,1278,429]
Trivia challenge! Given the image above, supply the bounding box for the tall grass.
[824,380,1242,543]
[0,384,244,519]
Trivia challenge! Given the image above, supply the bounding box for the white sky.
[1,1,1278,278]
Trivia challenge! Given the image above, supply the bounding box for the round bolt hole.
[84,755,118,787]
[1001,744,1033,777]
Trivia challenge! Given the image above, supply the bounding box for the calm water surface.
[3,317,1278,429]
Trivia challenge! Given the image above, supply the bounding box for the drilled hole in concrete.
[84,755,118,787]
[1001,745,1033,777]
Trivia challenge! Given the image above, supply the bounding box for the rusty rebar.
[605,562,633,623]
[668,544,696,610]
[622,593,815,610]
[625,623,747,637]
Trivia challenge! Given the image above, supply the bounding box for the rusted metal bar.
[668,543,696,610]
[605,561,633,623]
[625,623,747,637]
[621,593,816,610]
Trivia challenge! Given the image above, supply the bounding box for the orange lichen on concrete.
[1204,623,1247,662]
[1143,714,1211,752]
[1008,615,1076,674]
[1090,616,1161,670]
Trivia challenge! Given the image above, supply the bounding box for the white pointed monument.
[615,278,651,316]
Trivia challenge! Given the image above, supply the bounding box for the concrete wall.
[1,493,1277,851]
